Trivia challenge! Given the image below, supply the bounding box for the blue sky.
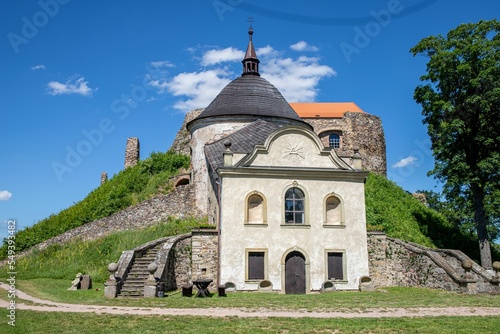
[1,0,498,240]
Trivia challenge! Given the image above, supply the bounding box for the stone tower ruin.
[124,137,140,168]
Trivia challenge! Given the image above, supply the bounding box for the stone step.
[118,291,142,297]
[122,282,145,287]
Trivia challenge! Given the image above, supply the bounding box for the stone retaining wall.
[5,184,203,263]
[191,229,219,290]
[368,232,499,293]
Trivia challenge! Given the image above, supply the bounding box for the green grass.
[0,151,190,259]
[7,279,500,310]
[2,311,499,334]
[0,218,204,283]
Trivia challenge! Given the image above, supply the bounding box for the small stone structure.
[124,137,140,168]
[80,274,92,290]
[100,172,108,185]
[104,263,118,298]
[68,273,82,290]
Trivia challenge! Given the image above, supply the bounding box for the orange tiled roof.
[290,102,364,118]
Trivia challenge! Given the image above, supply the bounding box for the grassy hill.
[1,151,491,280]
[0,151,190,259]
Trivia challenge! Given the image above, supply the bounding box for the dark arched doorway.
[285,251,306,294]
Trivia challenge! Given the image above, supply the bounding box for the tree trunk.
[470,183,492,269]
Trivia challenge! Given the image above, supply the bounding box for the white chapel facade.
[186,27,370,293]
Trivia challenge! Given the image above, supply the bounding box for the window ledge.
[280,224,311,229]
[244,223,268,227]
[323,224,346,229]
[328,280,348,284]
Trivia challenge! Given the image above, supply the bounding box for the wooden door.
[285,251,306,294]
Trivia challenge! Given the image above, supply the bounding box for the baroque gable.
[236,126,352,170]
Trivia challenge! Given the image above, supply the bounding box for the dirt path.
[1,282,499,318]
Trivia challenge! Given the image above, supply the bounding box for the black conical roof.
[188,75,306,125]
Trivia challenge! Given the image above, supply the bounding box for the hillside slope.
[0,151,190,258]
[365,173,488,261]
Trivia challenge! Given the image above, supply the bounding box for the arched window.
[247,194,264,224]
[325,196,342,225]
[329,134,340,148]
[285,187,305,224]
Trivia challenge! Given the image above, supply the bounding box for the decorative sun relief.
[283,143,305,161]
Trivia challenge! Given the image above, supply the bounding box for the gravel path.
[2,282,499,318]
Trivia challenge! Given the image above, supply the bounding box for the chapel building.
[184,27,375,292]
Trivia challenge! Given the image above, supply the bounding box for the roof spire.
[242,19,260,76]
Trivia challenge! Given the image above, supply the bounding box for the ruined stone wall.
[191,229,218,290]
[124,137,140,168]
[303,112,387,175]
[170,109,203,155]
[171,237,192,288]
[9,185,203,262]
[367,233,498,293]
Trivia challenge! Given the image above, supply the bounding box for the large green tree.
[411,20,500,269]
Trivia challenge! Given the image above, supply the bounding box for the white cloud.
[166,69,232,111]
[261,56,335,102]
[0,190,12,201]
[47,77,96,96]
[147,43,334,111]
[392,156,418,168]
[256,45,278,57]
[150,61,175,68]
[201,47,245,66]
[290,41,319,52]
[31,64,46,70]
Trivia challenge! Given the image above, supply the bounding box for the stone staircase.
[118,245,161,297]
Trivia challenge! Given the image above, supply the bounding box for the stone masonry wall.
[8,184,203,262]
[191,229,218,290]
[124,137,140,168]
[170,109,203,155]
[171,237,193,288]
[303,112,387,175]
[367,233,499,293]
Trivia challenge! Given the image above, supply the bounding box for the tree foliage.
[411,20,500,267]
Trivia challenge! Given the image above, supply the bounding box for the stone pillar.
[100,172,108,185]
[144,262,158,298]
[104,263,118,298]
[223,141,233,167]
[352,147,362,170]
[460,260,477,293]
[124,137,140,168]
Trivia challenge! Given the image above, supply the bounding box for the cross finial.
[247,16,254,27]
